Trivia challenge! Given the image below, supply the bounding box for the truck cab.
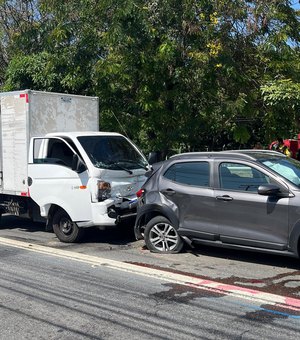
[28,131,149,242]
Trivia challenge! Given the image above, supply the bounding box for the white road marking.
[1,236,300,312]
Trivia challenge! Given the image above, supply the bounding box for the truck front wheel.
[53,209,84,243]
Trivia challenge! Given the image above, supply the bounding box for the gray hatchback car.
[134,150,300,256]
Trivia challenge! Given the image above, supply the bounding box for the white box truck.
[0,90,149,242]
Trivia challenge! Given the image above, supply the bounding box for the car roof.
[168,149,285,162]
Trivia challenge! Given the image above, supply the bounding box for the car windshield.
[77,135,148,170]
[259,156,300,187]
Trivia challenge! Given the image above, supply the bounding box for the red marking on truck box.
[20,189,30,197]
[19,93,29,103]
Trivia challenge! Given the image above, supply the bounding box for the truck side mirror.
[72,154,87,173]
[148,151,160,165]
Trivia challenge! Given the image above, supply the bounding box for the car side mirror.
[258,184,281,196]
[72,154,87,173]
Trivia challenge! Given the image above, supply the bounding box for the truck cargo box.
[0,90,99,195]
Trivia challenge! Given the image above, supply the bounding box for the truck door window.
[33,138,74,168]
[48,140,74,167]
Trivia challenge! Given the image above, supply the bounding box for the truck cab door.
[28,137,92,221]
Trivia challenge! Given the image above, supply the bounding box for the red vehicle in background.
[269,134,300,159]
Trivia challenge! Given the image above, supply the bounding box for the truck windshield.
[77,135,148,170]
[260,156,300,187]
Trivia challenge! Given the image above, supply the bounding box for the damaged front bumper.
[108,198,138,223]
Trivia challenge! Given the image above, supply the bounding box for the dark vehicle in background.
[135,150,300,257]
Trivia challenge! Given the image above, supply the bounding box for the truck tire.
[52,209,84,243]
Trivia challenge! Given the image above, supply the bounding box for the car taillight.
[136,189,145,198]
[97,181,111,201]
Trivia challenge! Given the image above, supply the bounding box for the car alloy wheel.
[144,216,183,253]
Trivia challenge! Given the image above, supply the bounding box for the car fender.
[289,220,300,257]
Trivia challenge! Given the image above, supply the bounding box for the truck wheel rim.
[149,222,178,252]
[60,218,74,235]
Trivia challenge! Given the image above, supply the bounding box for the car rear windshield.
[78,135,148,170]
[259,157,300,187]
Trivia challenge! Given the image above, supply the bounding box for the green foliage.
[4,52,54,90]
[1,0,300,152]
[233,125,251,144]
[261,79,300,107]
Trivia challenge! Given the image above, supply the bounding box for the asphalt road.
[1,238,300,339]
[1,216,300,300]
[1,216,300,339]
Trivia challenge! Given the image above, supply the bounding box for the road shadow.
[187,243,300,270]
[82,222,136,245]
[0,215,136,246]
[2,215,299,269]
[0,215,46,232]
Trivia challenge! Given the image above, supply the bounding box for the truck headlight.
[97,181,111,201]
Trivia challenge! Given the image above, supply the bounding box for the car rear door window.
[219,162,270,191]
[164,162,210,187]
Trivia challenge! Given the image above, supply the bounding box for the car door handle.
[161,189,176,196]
[216,195,233,201]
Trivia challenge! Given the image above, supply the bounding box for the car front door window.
[219,162,270,192]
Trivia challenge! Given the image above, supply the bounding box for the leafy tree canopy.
[1,0,300,154]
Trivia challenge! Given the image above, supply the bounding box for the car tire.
[53,209,84,243]
[144,216,183,253]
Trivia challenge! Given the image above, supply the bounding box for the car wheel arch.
[134,204,179,239]
[289,220,300,257]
